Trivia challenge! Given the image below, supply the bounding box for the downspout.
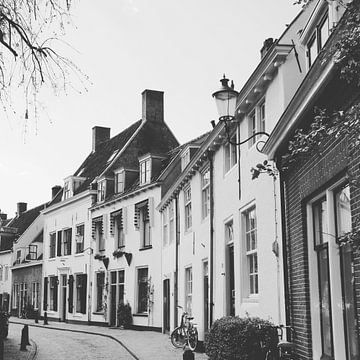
[279,170,291,327]
[208,151,215,326]
[174,195,180,328]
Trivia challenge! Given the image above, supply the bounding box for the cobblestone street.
[8,319,209,360]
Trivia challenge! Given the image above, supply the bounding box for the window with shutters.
[75,224,84,253]
[63,228,72,256]
[49,233,56,258]
[135,200,152,249]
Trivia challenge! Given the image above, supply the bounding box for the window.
[307,12,330,68]
[97,180,106,202]
[185,267,193,316]
[4,266,8,281]
[96,272,105,312]
[248,100,266,148]
[140,159,151,185]
[163,209,168,246]
[49,233,56,258]
[244,207,258,296]
[31,282,39,309]
[12,283,20,310]
[63,228,72,256]
[28,244,37,260]
[115,214,125,248]
[75,274,87,314]
[184,186,192,231]
[49,276,58,311]
[224,135,237,173]
[93,217,104,252]
[225,220,235,316]
[135,201,151,248]
[75,224,84,253]
[259,100,266,133]
[201,168,210,219]
[137,267,148,313]
[181,150,191,171]
[308,183,358,360]
[115,171,125,193]
[64,180,71,200]
[110,270,125,326]
[169,201,175,244]
[16,250,21,264]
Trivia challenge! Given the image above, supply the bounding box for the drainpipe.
[279,171,291,327]
[208,151,215,326]
[174,195,180,328]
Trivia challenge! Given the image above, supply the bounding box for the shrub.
[205,316,278,360]
[117,302,133,328]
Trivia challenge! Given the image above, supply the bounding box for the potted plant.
[117,302,132,329]
[112,249,125,259]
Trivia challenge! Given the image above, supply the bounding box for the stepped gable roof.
[73,120,143,194]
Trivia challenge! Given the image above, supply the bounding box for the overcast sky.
[0,0,301,217]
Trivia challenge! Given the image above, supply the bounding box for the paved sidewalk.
[5,322,37,360]
[10,318,208,360]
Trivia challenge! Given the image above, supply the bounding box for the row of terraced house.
[0,1,359,359]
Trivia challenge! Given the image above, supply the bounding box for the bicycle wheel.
[187,327,198,351]
[171,327,187,348]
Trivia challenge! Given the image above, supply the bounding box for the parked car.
[0,312,9,339]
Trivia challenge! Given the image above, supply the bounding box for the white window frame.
[75,224,84,254]
[115,214,125,248]
[115,170,125,194]
[184,185,192,231]
[97,179,106,202]
[185,267,193,316]
[137,267,148,314]
[224,134,237,174]
[140,159,151,185]
[181,149,191,171]
[242,206,258,298]
[306,181,357,360]
[201,167,210,220]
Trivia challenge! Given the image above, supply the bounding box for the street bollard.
[44,311,48,325]
[183,348,195,360]
[35,311,39,324]
[20,325,27,351]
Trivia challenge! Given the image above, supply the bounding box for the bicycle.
[170,306,198,351]
[264,325,295,360]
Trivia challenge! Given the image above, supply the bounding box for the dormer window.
[115,170,125,194]
[140,158,151,185]
[307,12,329,68]
[63,176,86,200]
[98,179,106,202]
[64,181,71,200]
[181,150,191,171]
[97,176,114,202]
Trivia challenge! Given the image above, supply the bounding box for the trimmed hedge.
[117,302,133,328]
[205,316,278,360]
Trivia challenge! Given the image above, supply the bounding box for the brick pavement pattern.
[10,318,209,360]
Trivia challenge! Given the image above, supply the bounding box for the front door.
[61,275,67,322]
[163,279,170,333]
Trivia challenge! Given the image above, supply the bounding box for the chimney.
[51,185,62,199]
[260,38,274,59]
[142,90,164,123]
[17,202,27,216]
[0,212,7,221]
[92,126,110,153]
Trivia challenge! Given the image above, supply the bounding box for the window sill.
[48,258,56,262]
[92,311,105,315]
[139,245,152,251]
[133,313,148,317]
[74,253,84,258]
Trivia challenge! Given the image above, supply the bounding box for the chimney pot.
[92,126,110,153]
[17,202,27,216]
[51,185,62,199]
[260,38,274,59]
[142,90,164,123]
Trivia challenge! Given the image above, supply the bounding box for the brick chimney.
[142,90,164,123]
[0,212,7,222]
[17,202,27,216]
[51,185,62,199]
[92,126,110,153]
[260,38,274,59]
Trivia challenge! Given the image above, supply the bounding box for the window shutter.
[123,207,128,234]
[43,277,48,311]
[57,231,62,256]
[68,275,74,313]
[134,205,140,230]
[81,274,87,314]
[148,197,154,227]
[92,216,103,238]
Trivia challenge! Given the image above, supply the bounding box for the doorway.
[163,279,170,333]
[60,274,67,322]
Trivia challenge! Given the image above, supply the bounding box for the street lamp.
[212,75,269,149]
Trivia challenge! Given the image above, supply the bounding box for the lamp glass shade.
[213,90,238,119]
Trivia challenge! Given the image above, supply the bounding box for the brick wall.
[281,127,360,359]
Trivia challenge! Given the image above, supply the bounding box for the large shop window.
[308,183,358,360]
